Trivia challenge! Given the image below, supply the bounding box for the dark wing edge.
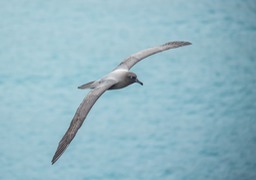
[51,80,117,164]
[115,41,192,70]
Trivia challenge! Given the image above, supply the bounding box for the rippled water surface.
[0,0,256,179]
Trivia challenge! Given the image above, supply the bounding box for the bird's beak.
[136,79,143,86]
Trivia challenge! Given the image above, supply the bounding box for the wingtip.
[51,158,56,165]
[51,157,57,165]
[51,150,64,165]
[51,153,62,165]
[162,41,192,47]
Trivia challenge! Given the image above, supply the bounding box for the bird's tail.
[78,81,95,89]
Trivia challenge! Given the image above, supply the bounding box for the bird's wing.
[51,79,117,164]
[114,41,191,70]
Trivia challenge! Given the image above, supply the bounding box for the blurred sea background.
[0,0,256,179]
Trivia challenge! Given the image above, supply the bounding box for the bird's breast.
[106,69,131,90]
[109,81,131,90]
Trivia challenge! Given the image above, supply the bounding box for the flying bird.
[51,41,191,164]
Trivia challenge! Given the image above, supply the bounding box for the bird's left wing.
[51,79,117,164]
[114,41,191,70]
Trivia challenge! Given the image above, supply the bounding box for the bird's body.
[51,41,191,164]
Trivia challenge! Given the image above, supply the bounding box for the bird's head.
[127,72,143,86]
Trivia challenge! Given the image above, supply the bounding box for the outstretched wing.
[51,80,117,164]
[115,41,191,70]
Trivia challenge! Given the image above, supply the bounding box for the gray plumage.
[51,41,191,164]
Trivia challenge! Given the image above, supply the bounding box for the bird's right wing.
[51,79,117,164]
[114,41,191,70]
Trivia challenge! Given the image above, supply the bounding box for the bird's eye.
[130,76,136,79]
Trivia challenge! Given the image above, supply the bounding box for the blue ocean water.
[0,0,256,179]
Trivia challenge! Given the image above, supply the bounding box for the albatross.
[51,41,191,164]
